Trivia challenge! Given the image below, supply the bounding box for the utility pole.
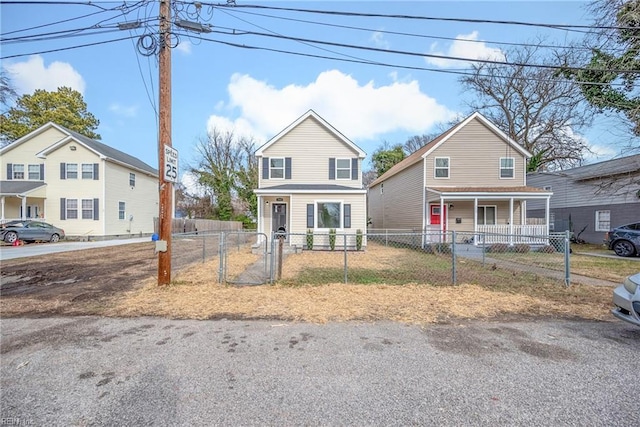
[158,0,172,285]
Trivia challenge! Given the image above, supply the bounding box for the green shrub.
[306,229,314,250]
[356,229,363,251]
[329,228,336,251]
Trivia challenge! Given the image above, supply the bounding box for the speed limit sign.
[164,144,178,183]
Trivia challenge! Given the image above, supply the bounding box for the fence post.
[564,230,571,287]
[482,232,486,267]
[218,232,225,283]
[270,235,275,284]
[452,230,457,285]
[343,233,348,284]
[202,232,206,263]
[277,236,284,280]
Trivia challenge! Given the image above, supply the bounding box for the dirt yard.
[0,241,617,323]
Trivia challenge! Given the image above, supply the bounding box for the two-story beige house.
[254,110,367,248]
[0,122,158,238]
[368,112,553,244]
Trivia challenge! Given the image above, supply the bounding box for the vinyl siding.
[104,162,158,235]
[368,161,424,230]
[425,119,527,187]
[259,116,362,189]
[527,172,640,210]
[0,127,68,181]
[43,141,104,235]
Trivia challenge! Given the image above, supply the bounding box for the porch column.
[545,196,550,235]
[1,196,4,220]
[440,198,445,242]
[509,197,514,245]
[257,195,262,242]
[521,200,526,225]
[473,198,478,245]
[19,196,26,220]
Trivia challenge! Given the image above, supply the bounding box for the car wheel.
[4,231,18,244]
[50,234,60,243]
[613,240,636,257]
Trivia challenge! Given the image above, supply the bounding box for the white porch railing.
[477,224,549,244]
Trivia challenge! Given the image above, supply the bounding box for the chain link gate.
[220,232,270,285]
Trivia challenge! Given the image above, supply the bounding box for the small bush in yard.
[487,243,510,253]
[537,245,556,254]
[329,228,336,251]
[306,229,314,250]
[356,229,363,251]
[512,244,531,253]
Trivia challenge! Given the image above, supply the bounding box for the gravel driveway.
[1,317,638,426]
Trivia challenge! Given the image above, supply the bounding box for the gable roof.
[369,112,532,188]
[255,109,366,158]
[2,122,158,176]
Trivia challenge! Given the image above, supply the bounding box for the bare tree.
[190,128,258,222]
[402,133,440,154]
[460,43,595,171]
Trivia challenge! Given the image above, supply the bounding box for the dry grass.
[105,243,615,324]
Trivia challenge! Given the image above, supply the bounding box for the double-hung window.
[66,199,78,219]
[336,159,351,180]
[477,206,497,225]
[28,165,41,180]
[82,199,94,219]
[119,202,126,220]
[129,173,136,187]
[66,163,78,179]
[269,158,284,179]
[12,164,25,179]
[595,210,610,232]
[500,157,515,178]
[82,164,94,179]
[434,157,449,178]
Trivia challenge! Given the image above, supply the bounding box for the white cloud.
[109,103,139,118]
[208,70,455,145]
[370,31,390,49]
[4,55,85,95]
[425,31,505,68]
[175,40,192,55]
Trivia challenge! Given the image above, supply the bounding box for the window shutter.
[60,163,66,180]
[40,164,45,180]
[262,157,269,180]
[344,204,351,228]
[60,198,66,220]
[306,204,314,228]
[93,163,99,180]
[6,164,12,180]
[329,158,336,180]
[351,158,358,180]
[285,157,292,180]
[93,198,99,220]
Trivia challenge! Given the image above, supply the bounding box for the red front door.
[430,204,447,231]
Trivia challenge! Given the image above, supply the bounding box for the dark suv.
[606,222,640,257]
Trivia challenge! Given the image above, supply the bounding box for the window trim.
[81,198,94,219]
[595,210,611,232]
[499,157,515,179]
[269,157,285,180]
[434,157,450,179]
[477,205,497,225]
[28,164,41,180]
[335,158,351,180]
[315,200,343,230]
[81,163,94,179]
[66,198,79,219]
[66,163,78,179]
[118,201,126,220]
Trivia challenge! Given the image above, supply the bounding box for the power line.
[0,35,141,59]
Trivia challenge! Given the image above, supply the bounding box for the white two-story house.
[254,110,367,248]
[0,122,158,238]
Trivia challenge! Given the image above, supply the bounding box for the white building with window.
[527,154,640,244]
[0,122,158,238]
[254,110,367,248]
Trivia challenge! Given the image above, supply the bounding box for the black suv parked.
[606,222,640,257]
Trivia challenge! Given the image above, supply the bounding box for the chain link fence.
[169,230,572,287]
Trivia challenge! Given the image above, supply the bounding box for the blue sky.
[1,1,621,186]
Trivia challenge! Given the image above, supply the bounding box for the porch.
[0,181,47,223]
